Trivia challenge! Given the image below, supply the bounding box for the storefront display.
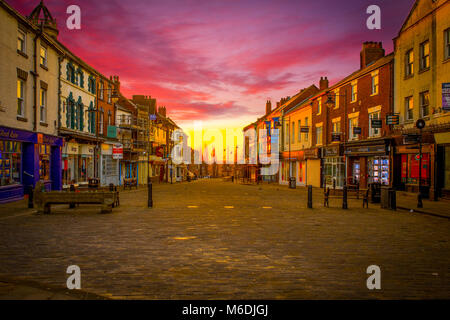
[323,156,345,189]
[368,157,389,185]
[0,140,22,186]
[401,153,430,186]
[39,144,50,181]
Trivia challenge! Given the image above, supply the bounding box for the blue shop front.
[0,126,63,203]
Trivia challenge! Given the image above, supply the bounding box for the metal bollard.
[342,185,348,209]
[390,189,396,210]
[27,185,34,208]
[307,185,313,209]
[109,183,114,192]
[69,184,75,208]
[148,177,153,208]
[417,192,423,208]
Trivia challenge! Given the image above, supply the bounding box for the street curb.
[0,277,111,300]
[397,206,450,220]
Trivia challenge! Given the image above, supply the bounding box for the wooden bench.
[34,183,119,214]
[123,178,138,190]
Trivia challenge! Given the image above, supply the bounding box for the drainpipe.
[32,29,42,132]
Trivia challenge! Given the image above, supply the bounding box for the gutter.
[31,29,42,132]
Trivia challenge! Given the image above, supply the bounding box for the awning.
[434,132,450,145]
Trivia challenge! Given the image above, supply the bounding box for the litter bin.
[289,177,296,189]
[381,187,397,210]
[370,183,381,203]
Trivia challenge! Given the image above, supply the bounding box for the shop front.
[280,151,305,186]
[344,139,392,189]
[62,142,95,187]
[304,148,321,187]
[322,145,345,190]
[395,143,434,198]
[435,131,450,199]
[0,126,62,203]
[100,143,120,186]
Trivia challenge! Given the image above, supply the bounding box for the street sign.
[386,114,399,125]
[149,114,157,121]
[371,119,382,128]
[353,127,361,135]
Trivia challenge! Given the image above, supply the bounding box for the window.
[40,88,46,123]
[107,85,112,103]
[304,117,309,141]
[285,122,289,145]
[316,126,323,145]
[108,111,112,126]
[317,99,322,115]
[40,46,47,67]
[351,83,357,102]
[17,30,26,53]
[348,117,359,140]
[332,120,340,134]
[420,40,430,70]
[17,79,25,116]
[334,89,340,108]
[369,111,381,137]
[405,49,414,76]
[445,28,450,60]
[99,82,104,100]
[99,110,104,134]
[297,120,301,142]
[291,121,295,142]
[420,91,430,117]
[371,73,379,95]
[405,96,414,121]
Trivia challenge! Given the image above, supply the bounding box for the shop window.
[0,141,22,186]
[420,91,429,117]
[40,88,47,123]
[405,49,414,76]
[369,111,381,137]
[401,153,430,185]
[17,79,25,116]
[39,144,50,181]
[419,40,430,71]
[405,96,414,121]
[445,28,450,60]
[17,29,26,54]
[368,157,389,185]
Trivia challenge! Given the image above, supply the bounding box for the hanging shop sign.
[443,83,450,111]
[304,148,320,159]
[353,127,362,135]
[322,145,341,157]
[331,133,341,142]
[112,144,123,159]
[386,114,400,125]
[403,134,420,144]
[300,126,310,133]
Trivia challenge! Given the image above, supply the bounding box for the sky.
[9,0,415,132]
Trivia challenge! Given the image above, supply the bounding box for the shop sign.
[304,148,319,159]
[300,126,310,133]
[65,142,79,155]
[371,119,382,128]
[443,83,450,111]
[42,135,63,146]
[0,126,36,143]
[403,134,420,144]
[112,144,123,159]
[353,127,362,135]
[156,146,164,157]
[345,145,386,155]
[331,133,341,142]
[107,125,117,138]
[322,146,340,157]
[386,114,400,125]
[80,145,94,156]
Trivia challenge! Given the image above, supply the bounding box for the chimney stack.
[158,106,166,117]
[111,75,120,93]
[265,100,272,114]
[319,77,329,90]
[360,41,385,69]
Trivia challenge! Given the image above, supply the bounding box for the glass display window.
[369,156,389,185]
[39,144,51,181]
[0,140,22,186]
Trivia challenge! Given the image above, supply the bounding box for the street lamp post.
[416,119,425,208]
[325,91,348,209]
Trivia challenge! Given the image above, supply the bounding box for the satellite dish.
[416,119,425,129]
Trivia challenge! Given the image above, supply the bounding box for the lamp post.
[416,119,425,208]
[325,91,348,209]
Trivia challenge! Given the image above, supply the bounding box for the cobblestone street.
[0,179,449,299]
